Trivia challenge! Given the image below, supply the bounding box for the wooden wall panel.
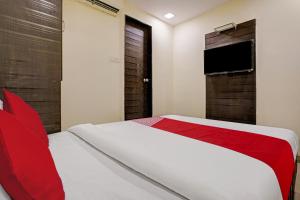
[0,0,62,133]
[205,19,256,124]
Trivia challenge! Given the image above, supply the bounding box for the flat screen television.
[204,40,254,75]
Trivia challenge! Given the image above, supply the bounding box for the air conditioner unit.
[79,0,120,16]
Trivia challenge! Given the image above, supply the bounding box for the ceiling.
[127,0,228,25]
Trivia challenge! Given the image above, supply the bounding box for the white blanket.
[50,132,183,200]
[68,115,299,200]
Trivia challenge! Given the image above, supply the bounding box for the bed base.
[289,160,297,200]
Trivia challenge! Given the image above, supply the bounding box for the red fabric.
[152,118,294,200]
[3,89,49,146]
[0,111,65,200]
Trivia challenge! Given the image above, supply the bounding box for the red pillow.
[0,111,65,200]
[3,89,49,146]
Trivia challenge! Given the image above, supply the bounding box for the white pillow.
[0,99,3,110]
[0,185,10,200]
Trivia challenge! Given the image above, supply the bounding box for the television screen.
[204,40,254,75]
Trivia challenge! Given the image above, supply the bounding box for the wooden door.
[125,16,152,120]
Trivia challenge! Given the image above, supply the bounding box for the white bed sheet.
[0,132,185,200]
[69,115,299,200]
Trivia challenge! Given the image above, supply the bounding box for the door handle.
[143,78,150,83]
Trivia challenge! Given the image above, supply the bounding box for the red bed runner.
[136,117,295,200]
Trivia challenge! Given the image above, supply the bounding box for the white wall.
[172,0,300,139]
[62,0,173,129]
[63,0,300,141]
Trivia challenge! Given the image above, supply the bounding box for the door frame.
[124,15,153,120]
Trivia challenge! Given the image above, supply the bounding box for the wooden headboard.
[0,0,62,133]
[205,19,256,124]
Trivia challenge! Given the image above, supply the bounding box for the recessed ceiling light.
[164,13,175,19]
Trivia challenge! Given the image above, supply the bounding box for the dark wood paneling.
[205,19,256,124]
[0,0,62,133]
[125,16,152,120]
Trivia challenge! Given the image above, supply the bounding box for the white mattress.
[69,115,299,200]
[0,131,185,200]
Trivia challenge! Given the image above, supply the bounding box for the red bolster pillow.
[3,89,49,146]
[0,110,65,200]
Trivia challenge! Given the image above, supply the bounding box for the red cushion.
[0,111,65,200]
[3,89,49,146]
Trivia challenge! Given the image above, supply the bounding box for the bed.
[1,115,298,200]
